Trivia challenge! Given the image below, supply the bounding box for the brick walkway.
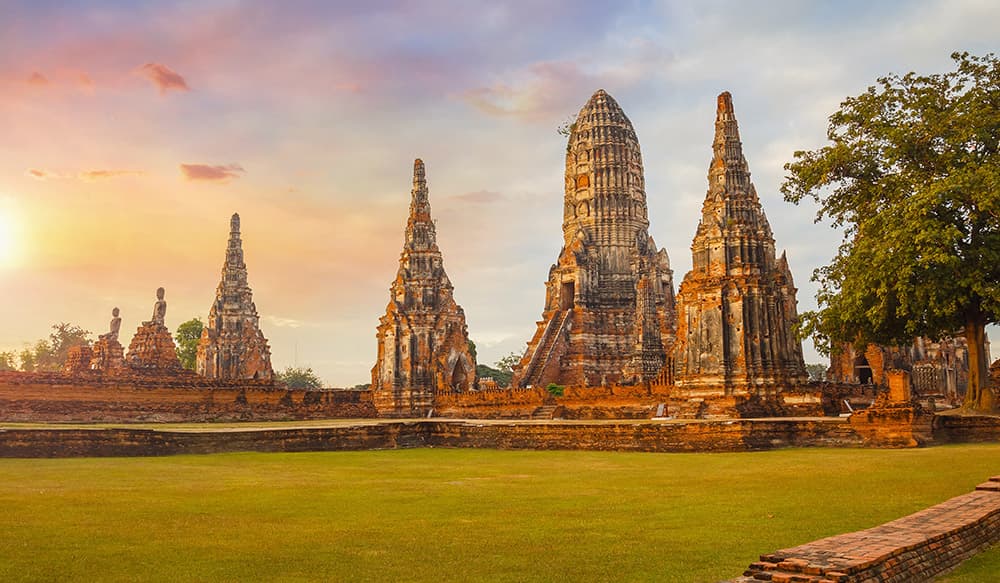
[731,476,1000,582]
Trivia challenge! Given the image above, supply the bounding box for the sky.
[0,0,997,386]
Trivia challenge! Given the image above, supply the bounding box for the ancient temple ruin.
[196,213,274,381]
[126,287,184,371]
[511,89,676,388]
[89,307,125,372]
[371,159,477,417]
[673,92,808,394]
[829,336,978,401]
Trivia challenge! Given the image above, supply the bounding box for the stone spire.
[674,92,807,394]
[404,159,437,255]
[372,159,477,417]
[196,212,274,381]
[511,89,676,388]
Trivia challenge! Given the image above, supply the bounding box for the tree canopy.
[14,323,92,372]
[782,52,1000,411]
[277,366,323,390]
[174,318,204,371]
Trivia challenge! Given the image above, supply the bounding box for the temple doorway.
[853,355,873,384]
[560,281,575,310]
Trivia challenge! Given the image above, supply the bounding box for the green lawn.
[1,445,998,582]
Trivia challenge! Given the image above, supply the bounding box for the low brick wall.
[729,477,1000,582]
[0,373,376,422]
[0,418,865,458]
[935,413,1000,443]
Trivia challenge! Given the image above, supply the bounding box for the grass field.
[1,445,998,582]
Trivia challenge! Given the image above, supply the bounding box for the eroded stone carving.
[372,159,477,417]
[196,213,274,381]
[673,92,808,394]
[511,89,676,388]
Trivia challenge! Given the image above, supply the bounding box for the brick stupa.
[673,92,808,394]
[196,213,274,381]
[90,307,125,372]
[511,89,676,388]
[125,287,184,372]
[372,159,477,417]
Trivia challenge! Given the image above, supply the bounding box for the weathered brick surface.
[0,416,997,459]
[729,477,1000,582]
[0,418,865,458]
[0,371,375,422]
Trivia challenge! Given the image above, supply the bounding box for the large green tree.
[21,323,91,372]
[174,318,204,371]
[783,52,1000,412]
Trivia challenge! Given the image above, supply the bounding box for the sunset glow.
[1,1,997,385]
[0,202,19,269]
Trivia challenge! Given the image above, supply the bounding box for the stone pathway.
[730,476,1000,582]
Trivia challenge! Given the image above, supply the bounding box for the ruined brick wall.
[1,416,998,458]
[0,418,864,458]
[730,479,1000,582]
[0,372,375,422]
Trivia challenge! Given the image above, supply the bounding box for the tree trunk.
[962,312,995,412]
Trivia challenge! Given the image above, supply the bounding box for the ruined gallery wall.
[0,374,375,423]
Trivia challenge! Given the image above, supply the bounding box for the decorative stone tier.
[126,322,184,371]
[729,477,1000,582]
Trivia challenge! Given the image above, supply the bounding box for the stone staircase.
[521,310,570,387]
[530,405,559,420]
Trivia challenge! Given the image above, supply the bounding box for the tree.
[495,352,521,374]
[276,366,323,389]
[174,318,204,371]
[782,52,1000,412]
[467,340,477,362]
[804,364,827,382]
[18,346,36,372]
[0,351,16,371]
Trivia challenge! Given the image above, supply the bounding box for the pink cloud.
[180,163,245,182]
[27,72,49,86]
[459,61,596,121]
[139,63,190,94]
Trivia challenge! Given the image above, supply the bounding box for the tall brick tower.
[512,89,676,388]
[372,159,477,417]
[196,213,274,381]
[673,92,808,394]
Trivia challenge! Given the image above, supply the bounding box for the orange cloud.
[180,163,245,182]
[78,169,144,181]
[139,63,190,94]
[27,72,49,86]
[26,168,53,180]
[26,168,143,181]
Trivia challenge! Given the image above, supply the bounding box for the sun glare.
[0,204,19,269]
